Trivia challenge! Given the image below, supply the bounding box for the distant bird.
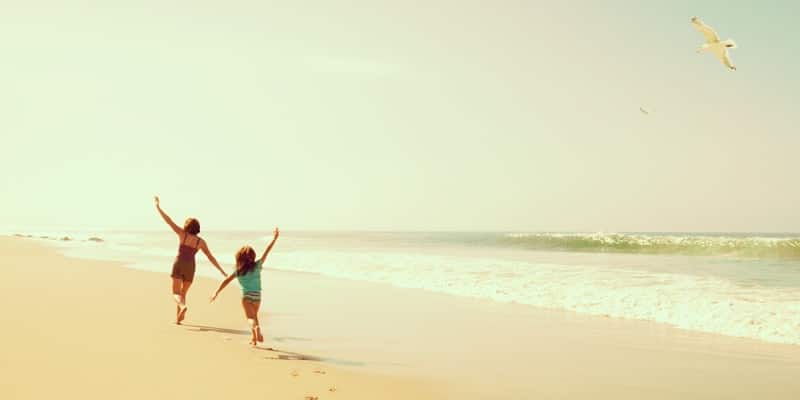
[639,106,650,115]
[691,17,737,70]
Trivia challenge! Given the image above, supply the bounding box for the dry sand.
[0,237,438,399]
[2,236,800,399]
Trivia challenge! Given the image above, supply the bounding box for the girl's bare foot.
[255,326,264,343]
[249,326,260,347]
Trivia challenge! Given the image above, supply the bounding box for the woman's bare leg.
[177,280,192,324]
[172,278,183,323]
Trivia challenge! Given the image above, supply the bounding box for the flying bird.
[691,17,737,70]
[639,106,650,115]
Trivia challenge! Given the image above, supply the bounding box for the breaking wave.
[499,232,800,258]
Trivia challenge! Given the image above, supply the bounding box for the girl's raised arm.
[259,227,280,265]
[154,196,183,236]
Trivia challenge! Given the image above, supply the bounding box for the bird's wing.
[721,51,736,70]
[691,17,720,43]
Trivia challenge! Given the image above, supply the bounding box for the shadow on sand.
[182,323,369,367]
[182,324,250,335]
[271,336,313,343]
[256,346,366,367]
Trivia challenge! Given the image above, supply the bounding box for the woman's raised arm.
[154,196,183,236]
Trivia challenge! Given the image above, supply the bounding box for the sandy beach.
[0,237,438,399]
[2,235,800,399]
[3,1,800,398]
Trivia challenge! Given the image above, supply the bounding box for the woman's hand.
[273,227,280,240]
[209,292,218,303]
[154,195,160,208]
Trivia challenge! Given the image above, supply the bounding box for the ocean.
[11,230,800,345]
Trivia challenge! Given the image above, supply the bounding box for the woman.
[210,227,279,346]
[155,196,227,324]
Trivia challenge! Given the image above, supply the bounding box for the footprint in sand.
[329,386,337,392]
[304,397,318,400]
[291,370,299,377]
[312,369,326,375]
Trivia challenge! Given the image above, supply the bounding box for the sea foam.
[272,250,800,345]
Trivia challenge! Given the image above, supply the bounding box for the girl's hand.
[273,227,280,239]
[154,196,160,207]
[209,293,218,303]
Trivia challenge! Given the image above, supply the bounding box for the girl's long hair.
[235,246,257,276]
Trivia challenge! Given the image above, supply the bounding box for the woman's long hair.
[183,218,200,235]
[235,246,257,276]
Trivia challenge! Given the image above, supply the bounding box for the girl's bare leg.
[253,302,263,342]
[242,299,261,346]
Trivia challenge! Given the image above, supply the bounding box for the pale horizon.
[3,1,799,232]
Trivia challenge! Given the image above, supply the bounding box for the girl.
[210,227,279,346]
[155,196,227,324]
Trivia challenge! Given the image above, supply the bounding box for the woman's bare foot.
[177,305,188,324]
[255,326,264,343]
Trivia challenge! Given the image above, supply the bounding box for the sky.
[1,1,799,232]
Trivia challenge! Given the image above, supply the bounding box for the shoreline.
[11,233,800,354]
[29,231,800,346]
[12,233,800,353]
[3,236,800,399]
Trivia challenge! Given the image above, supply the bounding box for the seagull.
[639,106,650,115]
[691,17,737,70]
